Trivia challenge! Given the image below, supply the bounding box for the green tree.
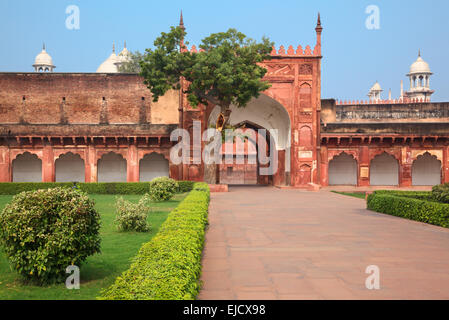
[140,26,273,123]
[140,26,273,183]
[118,51,144,73]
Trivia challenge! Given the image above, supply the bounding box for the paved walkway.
[199,186,449,300]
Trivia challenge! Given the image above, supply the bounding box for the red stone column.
[358,146,369,187]
[399,146,412,187]
[42,145,55,182]
[443,146,449,184]
[0,146,11,182]
[169,163,180,180]
[127,145,139,182]
[85,145,97,183]
[273,149,286,186]
[320,145,328,186]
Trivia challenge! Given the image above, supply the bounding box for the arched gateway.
[179,16,324,188]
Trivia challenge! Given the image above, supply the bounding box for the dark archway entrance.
[218,121,275,186]
[208,94,291,186]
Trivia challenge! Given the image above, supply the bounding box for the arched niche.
[97,152,127,182]
[370,152,399,186]
[139,152,169,182]
[55,152,85,182]
[297,164,311,186]
[412,152,441,186]
[328,152,357,186]
[12,152,42,182]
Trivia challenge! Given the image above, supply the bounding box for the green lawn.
[332,191,366,199]
[0,193,187,300]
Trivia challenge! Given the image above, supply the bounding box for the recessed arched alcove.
[97,152,127,182]
[328,152,357,186]
[412,152,441,186]
[55,153,85,182]
[370,153,399,186]
[139,152,169,182]
[12,152,42,182]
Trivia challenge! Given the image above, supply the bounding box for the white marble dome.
[33,44,55,72]
[370,81,382,91]
[97,45,119,73]
[409,54,432,75]
[35,49,53,66]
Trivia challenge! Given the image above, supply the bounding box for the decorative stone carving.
[299,64,313,75]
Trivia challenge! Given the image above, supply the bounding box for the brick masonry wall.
[0,73,179,126]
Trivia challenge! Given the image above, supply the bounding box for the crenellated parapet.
[182,13,323,58]
[182,43,320,57]
[336,97,432,105]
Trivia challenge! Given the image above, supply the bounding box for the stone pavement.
[199,186,449,300]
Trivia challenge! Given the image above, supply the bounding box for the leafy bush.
[0,181,195,195]
[115,194,151,232]
[432,183,449,204]
[100,182,210,300]
[367,192,449,228]
[0,188,101,284]
[148,177,179,202]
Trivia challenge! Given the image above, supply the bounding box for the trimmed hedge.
[372,190,432,201]
[432,183,449,204]
[100,182,210,300]
[367,191,449,228]
[0,181,195,195]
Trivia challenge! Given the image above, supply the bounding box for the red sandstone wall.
[0,73,179,125]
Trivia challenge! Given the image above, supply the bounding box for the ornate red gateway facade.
[1,15,448,189]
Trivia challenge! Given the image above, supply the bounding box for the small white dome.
[409,54,431,74]
[115,42,132,68]
[33,45,55,68]
[35,50,53,66]
[370,81,382,92]
[97,50,119,73]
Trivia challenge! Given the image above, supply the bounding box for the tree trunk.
[203,103,231,185]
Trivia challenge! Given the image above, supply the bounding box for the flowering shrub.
[0,188,101,284]
[148,177,179,202]
[115,194,151,232]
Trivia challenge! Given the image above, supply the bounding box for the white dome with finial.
[115,41,132,67]
[97,43,119,73]
[370,81,382,92]
[409,52,432,75]
[33,44,55,72]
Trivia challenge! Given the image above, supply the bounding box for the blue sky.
[1,0,448,101]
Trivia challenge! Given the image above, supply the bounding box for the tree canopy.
[139,26,273,110]
[118,51,144,73]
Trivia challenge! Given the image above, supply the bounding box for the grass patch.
[332,191,366,199]
[0,193,187,300]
